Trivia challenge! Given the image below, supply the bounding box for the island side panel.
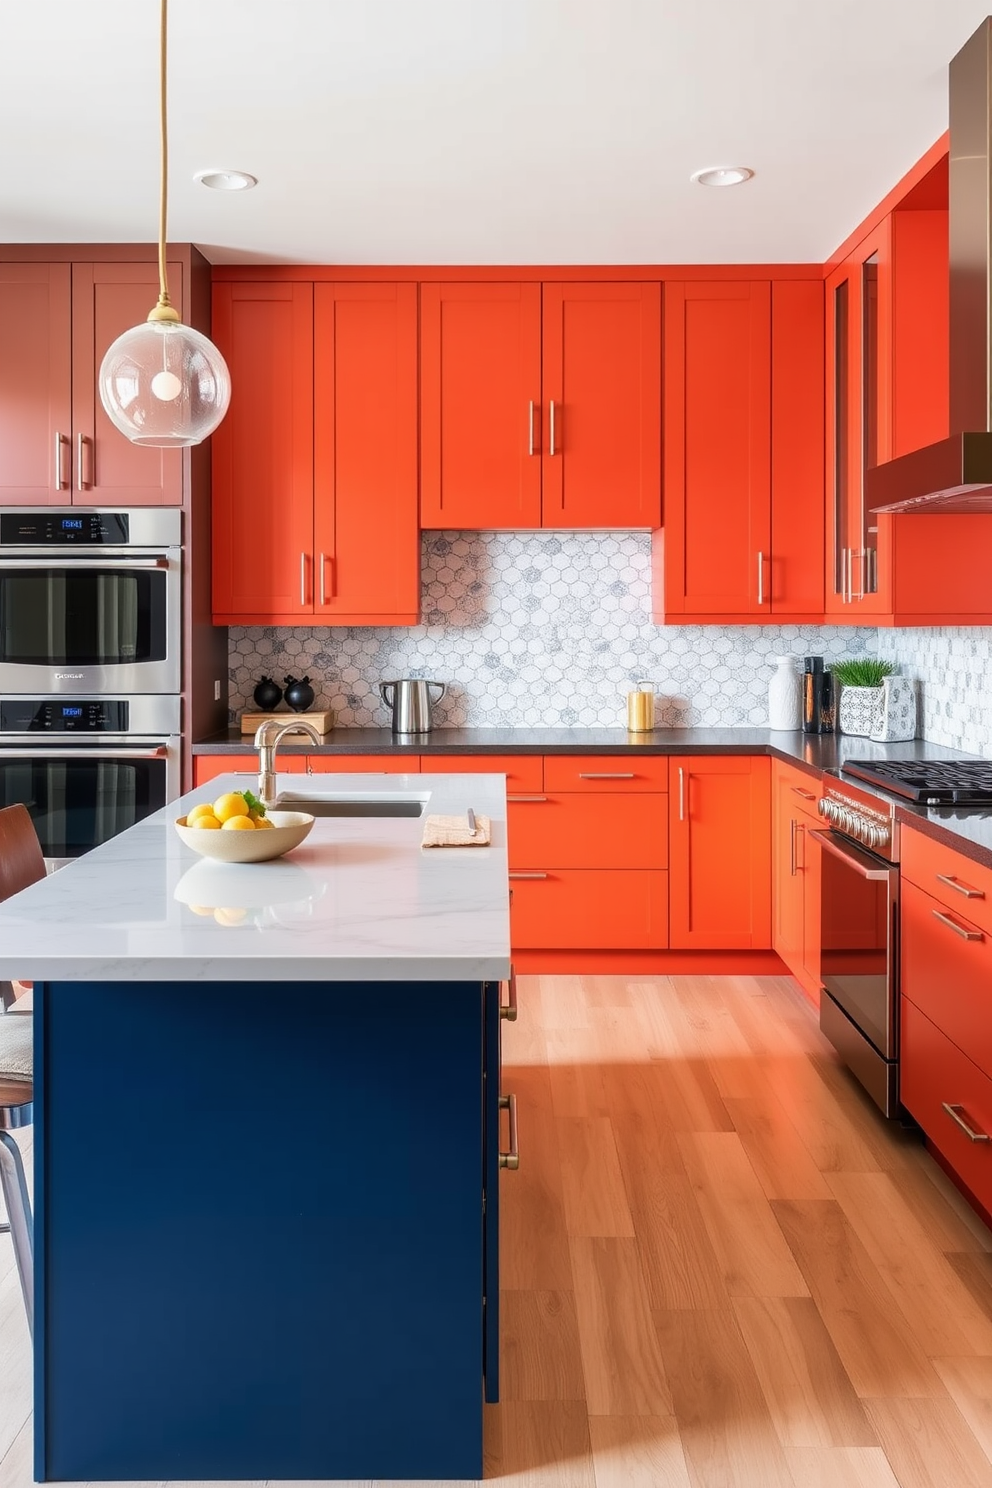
[36,979,487,1482]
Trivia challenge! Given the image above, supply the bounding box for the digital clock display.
[60,518,84,531]
[61,706,83,718]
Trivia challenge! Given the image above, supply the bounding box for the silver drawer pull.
[936,873,986,900]
[942,1102,991,1143]
[577,772,635,780]
[508,871,548,880]
[932,909,984,942]
[498,1093,519,1169]
[500,967,517,1021]
[791,786,817,801]
[506,794,549,803]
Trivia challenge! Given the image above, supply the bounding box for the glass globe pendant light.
[98,0,231,447]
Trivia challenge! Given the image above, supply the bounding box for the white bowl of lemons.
[175,790,314,864]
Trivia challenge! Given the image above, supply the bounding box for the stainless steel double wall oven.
[0,509,182,863]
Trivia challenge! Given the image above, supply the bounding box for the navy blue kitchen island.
[0,772,511,1481]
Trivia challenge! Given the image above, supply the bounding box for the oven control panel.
[0,513,130,545]
[818,786,896,858]
[0,699,128,733]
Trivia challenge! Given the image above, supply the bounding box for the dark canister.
[802,656,835,734]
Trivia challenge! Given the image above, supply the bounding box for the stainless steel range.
[811,777,900,1116]
[842,758,992,807]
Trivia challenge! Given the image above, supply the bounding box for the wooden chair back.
[0,805,46,1012]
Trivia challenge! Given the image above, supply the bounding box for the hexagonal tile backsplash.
[229,531,872,729]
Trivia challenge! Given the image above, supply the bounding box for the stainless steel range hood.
[868,18,992,514]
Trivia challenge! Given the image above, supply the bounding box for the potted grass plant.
[833,658,897,736]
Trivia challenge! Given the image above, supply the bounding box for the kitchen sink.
[275,794,426,818]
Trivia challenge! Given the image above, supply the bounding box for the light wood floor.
[4,974,992,1487]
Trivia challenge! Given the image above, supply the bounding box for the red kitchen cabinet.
[422,754,543,794]
[306,756,421,774]
[902,878,992,1075]
[669,755,772,949]
[541,282,661,528]
[901,998,992,1218]
[420,283,542,528]
[771,761,822,1001]
[193,754,305,786]
[212,281,419,625]
[0,260,184,507]
[509,869,669,951]
[420,281,660,530]
[655,279,823,621]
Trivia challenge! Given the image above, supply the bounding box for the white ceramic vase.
[838,684,883,736]
[870,676,917,742]
[768,657,801,730]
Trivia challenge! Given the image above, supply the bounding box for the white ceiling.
[1,0,989,266]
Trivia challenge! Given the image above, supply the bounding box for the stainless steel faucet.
[254,719,322,808]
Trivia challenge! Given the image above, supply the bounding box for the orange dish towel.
[421,813,492,848]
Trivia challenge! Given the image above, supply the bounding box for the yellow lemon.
[187,802,219,826]
[221,815,255,831]
[191,815,221,830]
[254,817,274,830]
[214,907,247,926]
[213,791,250,823]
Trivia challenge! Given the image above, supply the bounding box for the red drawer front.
[543,755,669,793]
[509,869,669,949]
[193,754,304,785]
[307,756,421,773]
[508,792,668,870]
[425,753,543,793]
[902,826,992,937]
[902,879,992,1077]
[901,996,992,1215]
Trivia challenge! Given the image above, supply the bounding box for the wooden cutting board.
[239,709,334,735]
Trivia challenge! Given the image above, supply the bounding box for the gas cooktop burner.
[841,759,992,806]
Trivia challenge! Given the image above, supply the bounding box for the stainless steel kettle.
[378,678,447,733]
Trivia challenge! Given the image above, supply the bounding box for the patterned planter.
[838,684,883,736]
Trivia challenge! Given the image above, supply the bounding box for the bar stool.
[0,802,47,1337]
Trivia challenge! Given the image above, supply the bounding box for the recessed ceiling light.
[690,166,755,188]
[195,169,258,192]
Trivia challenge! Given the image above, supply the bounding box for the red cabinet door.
[313,283,419,623]
[901,997,992,1215]
[211,282,315,621]
[660,281,771,617]
[509,869,669,950]
[0,263,72,505]
[770,280,824,615]
[669,755,771,949]
[71,262,185,506]
[772,767,805,975]
[541,282,661,528]
[420,283,541,529]
[192,755,301,787]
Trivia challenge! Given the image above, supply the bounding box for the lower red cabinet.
[669,756,772,949]
[509,870,669,950]
[901,996,992,1215]
[902,878,992,1075]
[772,761,822,999]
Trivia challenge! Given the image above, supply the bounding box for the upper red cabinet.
[823,154,992,625]
[420,281,660,530]
[212,280,419,626]
[655,278,824,621]
[0,260,184,507]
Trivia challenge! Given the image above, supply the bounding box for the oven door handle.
[0,746,169,760]
[808,829,893,881]
[0,557,170,570]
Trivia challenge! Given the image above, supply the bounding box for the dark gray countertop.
[194,724,992,869]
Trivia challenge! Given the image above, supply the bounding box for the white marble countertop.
[0,773,511,983]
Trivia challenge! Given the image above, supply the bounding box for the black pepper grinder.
[802,656,834,735]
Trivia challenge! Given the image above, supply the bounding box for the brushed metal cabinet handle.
[757,550,765,606]
[791,786,817,801]
[506,794,549,803]
[300,552,307,606]
[498,1092,519,1169]
[936,873,985,900]
[508,871,549,880]
[549,399,556,457]
[76,433,91,489]
[932,909,983,942]
[578,772,635,780]
[528,400,536,456]
[500,967,518,1022]
[789,818,797,877]
[53,432,67,490]
[678,766,686,822]
[942,1102,991,1143]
